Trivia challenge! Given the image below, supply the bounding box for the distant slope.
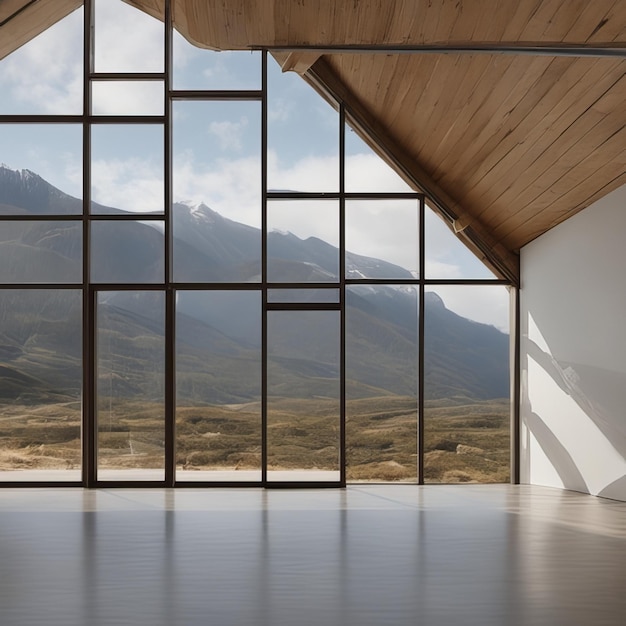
[0,165,509,403]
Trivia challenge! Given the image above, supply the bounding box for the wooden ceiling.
[2,0,625,282]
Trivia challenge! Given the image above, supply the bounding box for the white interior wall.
[520,184,626,501]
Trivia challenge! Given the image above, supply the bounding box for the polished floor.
[0,485,625,626]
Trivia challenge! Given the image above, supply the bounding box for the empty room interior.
[0,1,625,624]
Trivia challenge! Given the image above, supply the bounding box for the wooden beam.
[273,51,322,74]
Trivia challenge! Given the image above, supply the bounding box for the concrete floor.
[0,485,624,626]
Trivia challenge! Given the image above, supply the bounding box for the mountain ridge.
[0,164,509,403]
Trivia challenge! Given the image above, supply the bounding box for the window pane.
[425,204,497,279]
[91,125,164,214]
[92,81,164,116]
[172,101,261,282]
[267,200,339,283]
[267,310,340,482]
[0,127,82,208]
[0,221,81,283]
[0,6,83,115]
[97,291,165,481]
[424,286,510,483]
[91,221,164,284]
[346,199,419,279]
[0,290,81,481]
[268,289,340,304]
[345,123,412,193]
[173,31,261,90]
[94,0,163,73]
[346,285,418,482]
[176,291,261,482]
[267,57,339,192]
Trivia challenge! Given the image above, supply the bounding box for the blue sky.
[0,0,509,331]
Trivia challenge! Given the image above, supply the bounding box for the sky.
[0,0,510,332]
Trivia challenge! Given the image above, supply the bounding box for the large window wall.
[0,0,513,485]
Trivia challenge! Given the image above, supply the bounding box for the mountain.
[0,165,509,404]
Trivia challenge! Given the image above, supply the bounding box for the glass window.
[172,100,261,282]
[346,199,419,279]
[94,0,164,73]
[90,221,164,284]
[268,289,340,304]
[346,285,418,482]
[96,291,165,481]
[425,203,497,279]
[91,125,164,215]
[267,310,340,482]
[173,31,261,90]
[424,286,510,483]
[92,81,164,116]
[345,123,412,193]
[0,125,82,207]
[0,290,82,481]
[267,57,339,192]
[176,290,262,482]
[0,221,81,284]
[267,200,339,283]
[0,6,83,115]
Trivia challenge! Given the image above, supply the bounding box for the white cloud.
[0,9,83,114]
[173,151,262,227]
[430,285,511,333]
[91,158,164,213]
[268,98,293,123]
[91,81,163,116]
[208,118,249,152]
[93,0,163,72]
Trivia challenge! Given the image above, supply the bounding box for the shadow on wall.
[521,310,626,501]
[521,186,626,501]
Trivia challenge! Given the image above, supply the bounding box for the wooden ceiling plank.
[432,0,467,42]
[545,171,626,228]
[491,125,626,245]
[447,0,485,42]
[517,0,571,41]
[475,69,626,225]
[540,0,600,42]
[436,56,621,197]
[460,58,623,208]
[385,54,468,154]
[502,161,626,250]
[499,0,547,41]
[562,0,621,43]
[427,54,553,184]
[427,55,551,182]
[0,0,30,23]
[486,115,624,237]
[504,170,626,248]
[585,0,626,44]
[408,55,496,167]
